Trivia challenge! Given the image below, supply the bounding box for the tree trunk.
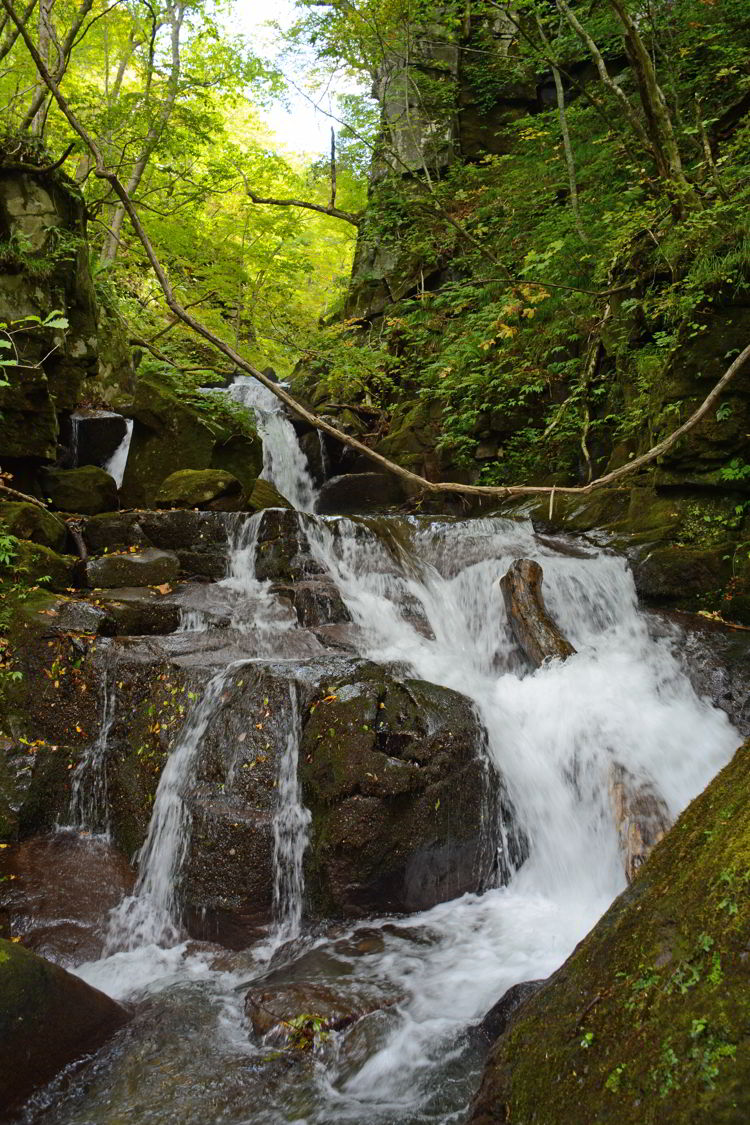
[498,559,576,666]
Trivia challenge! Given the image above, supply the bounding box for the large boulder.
[65,409,128,468]
[119,373,262,508]
[316,472,407,515]
[11,539,78,591]
[86,547,180,589]
[300,667,524,916]
[42,465,118,515]
[156,468,243,511]
[467,739,750,1125]
[0,937,128,1111]
[248,478,294,511]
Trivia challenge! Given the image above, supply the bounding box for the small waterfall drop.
[226,376,317,511]
[67,664,116,834]
[106,665,241,951]
[271,686,311,940]
[103,418,133,488]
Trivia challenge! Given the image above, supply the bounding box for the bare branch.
[241,174,361,228]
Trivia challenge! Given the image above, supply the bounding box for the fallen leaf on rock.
[155,583,172,595]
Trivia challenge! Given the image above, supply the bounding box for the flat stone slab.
[86,548,180,589]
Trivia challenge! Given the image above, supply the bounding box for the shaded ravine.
[18,395,741,1124]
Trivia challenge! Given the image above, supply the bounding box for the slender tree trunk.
[21,0,93,132]
[536,15,587,242]
[101,2,185,262]
[29,0,52,134]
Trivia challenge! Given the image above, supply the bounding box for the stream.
[18,379,740,1125]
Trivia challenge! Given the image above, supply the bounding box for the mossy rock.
[0,366,59,459]
[0,937,127,1111]
[468,739,750,1125]
[10,539,78,592]
[156,468,242,510]
[119,373,262,508]
[0,501,66,550]
[632,544,732,604]
[248,478,293,511]
[42,465,118,515]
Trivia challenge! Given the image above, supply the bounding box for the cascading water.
[66,663,116,834]
[102,418,133,489]
[226,375,317,511]
[271,686,311,941]
[105,665,242,952]
[51,503,739,1124]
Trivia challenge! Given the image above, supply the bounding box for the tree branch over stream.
[4,0,749,507]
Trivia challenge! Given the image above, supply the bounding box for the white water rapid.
[226,375,317,511]
[102,418,133,489]
[58,505,739,1125]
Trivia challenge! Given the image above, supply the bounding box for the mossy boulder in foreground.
[468,738,750,1125]
[155,468,243,510]
[42,465,119,515]
[0,937,128,1110]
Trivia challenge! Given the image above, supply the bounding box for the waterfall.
[106,665,242,951]
[271,686,311,940]
[66,663,116,834]
[225,376,317,511]
[220,512,299,642]
[103,418,133,489]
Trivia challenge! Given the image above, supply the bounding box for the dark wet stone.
[137,509,230,551]
[254,509,324,583]
[86,548,180,589]
[631,544,731,603]
[248,479,293,511]
[0,937,128,1112]
[82,512,151,554]
[27,598,116,636]
[316,472,406,515]
[474,980,545,1046]
[0,832,135,967]
[90,588,181,635]
[272,579,352,628]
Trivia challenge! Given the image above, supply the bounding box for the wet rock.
[42,465,119,515]
[254,509,324,583]
[298,431,327,486]
[248,478,294,511]
[137,509,230,552]
[0,832,135,966]
[301,668,524,917]
[474,980,546,1046]
[82,512,151,554]
[608,764,671,883]
[26,596,116,636]
[272,579,352,628]
[0,937,128,1112]
[86,547,180,589]
[316,472,406,515]
[0,501,67,551]
[499,559,576,666]
[90,587,181,635]
[245,981,369,1043]
[156,468,243,511]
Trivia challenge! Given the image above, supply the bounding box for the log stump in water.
[608,764,671,883]
[499,558,576,667]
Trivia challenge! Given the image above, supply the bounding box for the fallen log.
[608,764,671,883]
[499,558,576,667]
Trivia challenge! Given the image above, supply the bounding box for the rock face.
[156,468,243,511]
[248,478,294,511]
[0,937,128,1111]
[467,739,750,1125]
[42,465,119,515]
[65,409,128,468]
[474,980,545,1046]
[300,666,523,916]
[499,559,576,666]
